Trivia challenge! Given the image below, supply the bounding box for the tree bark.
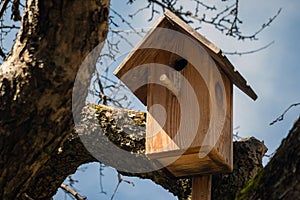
[211,137,267,200]
[0,1,109,199]
[31,103,266,200]
[236,117,300,200]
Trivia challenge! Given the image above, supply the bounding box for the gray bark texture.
[66,103,268,200]
[0,0,109,199]
[236,117,300,200]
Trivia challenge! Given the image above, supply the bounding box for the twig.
[127,0,281,41]
[110,7,143,37]
[193,0,216,13]
[110,30,134,48]
[99,163,107,195]
[0,25,20,29]
[128,2,151,19]
[224,41,275,56]
[111,173,134,200]
[0,46,5,59]
[233,126,244,141]
[60,184,87,200]
[95,70,108,105]
[67,175,79,187]
[0,0,10,20]
[270,103,300,125]
[238,8,282,40]
[264,151,275,160]
[23,193,35,200]
[226,0,240,36]
[11,0,22,21]
[110,28,148,34]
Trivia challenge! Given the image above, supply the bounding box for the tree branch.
[224,41,275,56]
[126,0,281,41]
[25,103,267,199]
[237,117,300,199]
[270,102,300,125]
[0,0,10,20]
[60,184,87,200]
[111,173,134,200]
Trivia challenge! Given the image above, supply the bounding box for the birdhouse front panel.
[145,51,233,177]
[114,11,257,178]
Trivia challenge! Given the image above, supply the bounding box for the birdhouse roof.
[114,11,257,103]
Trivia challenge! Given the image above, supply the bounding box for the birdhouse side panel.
[212,70,233,170]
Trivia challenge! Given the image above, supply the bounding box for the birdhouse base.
[147,145,232,177]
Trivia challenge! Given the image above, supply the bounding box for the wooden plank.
[144,39,233,177]
[164,11,220,55]
[163,11,257,100]
[156,149,232,177]
[146,53,182,153]
[211,70,233,170]
[192,176,212,200]
[145,51,209,154]
[115,10,257,101]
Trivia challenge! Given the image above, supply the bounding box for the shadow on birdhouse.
[114,11,257,177]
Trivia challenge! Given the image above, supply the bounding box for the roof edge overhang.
[114,11,258,101]
[163,11,257,100]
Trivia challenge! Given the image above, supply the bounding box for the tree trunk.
[0,1,109,199]
[236,117,300,199]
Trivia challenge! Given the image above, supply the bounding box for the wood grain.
[114,10,257,100]
[192,176,212,200]
[114,10,256,177]
[145,49,233,177]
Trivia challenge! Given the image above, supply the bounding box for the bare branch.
[193,0,216,13]
[128,2,151,19]
[233,126,244,141]
[99,163,107,195]
[60,184,87,200]
[11,0,22,21]
[67,175,79,187]
[0,46,5,59]
[270,103,300,125]
[127,0,281,41]
[94,70,108,105]
[0,25,20,29]
[0,0,10,20]
[227,0,240,37]
[109,29,134,48]
[224,41,275,56]
[238,8,282,40]
[110,7,143,37]
[111,173,134,200]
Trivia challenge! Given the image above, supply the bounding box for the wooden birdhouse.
[114,11,257,177]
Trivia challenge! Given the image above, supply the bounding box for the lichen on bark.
[73,103,268,200]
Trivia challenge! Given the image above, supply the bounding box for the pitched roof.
[114,11,257,101]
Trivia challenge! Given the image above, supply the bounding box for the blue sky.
[55,0,300,199]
